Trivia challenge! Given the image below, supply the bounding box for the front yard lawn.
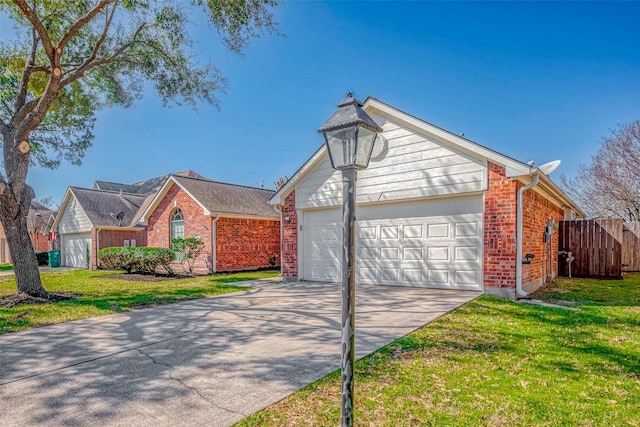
[236,273,640,426]
[0,269,279,334]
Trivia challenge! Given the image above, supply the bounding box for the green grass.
[0,264,14,271]
[236,273,640,427]
[0,269,279,334]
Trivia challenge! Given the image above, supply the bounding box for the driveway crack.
[135,348,247,417]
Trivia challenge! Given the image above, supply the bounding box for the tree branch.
[75,2,119,73]
[15,27,40,111]
[12,0,55,59]
[58,0,118,51]
[60,22,147,88]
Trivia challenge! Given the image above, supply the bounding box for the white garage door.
[301,196,483,291]
[61,233,91,268]
[302,208,342,281]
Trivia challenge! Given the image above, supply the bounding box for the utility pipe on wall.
[516,173,539,298]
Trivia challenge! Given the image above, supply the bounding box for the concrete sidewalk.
[0,280,479,426]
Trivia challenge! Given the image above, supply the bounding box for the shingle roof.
[171,175,278,218]
[69,187,149,228]
[27,201,54,233]
[93,170,207,196]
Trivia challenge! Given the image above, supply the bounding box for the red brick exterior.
[281,190,298,278]
[146,184,280,274]
[92,228,147,269]
[216,217,280,271]
[0,228,51,263]
[521,187,564,290]
[483,163,518,291]
[483,162,565,297]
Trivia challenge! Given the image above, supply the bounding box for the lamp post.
[317,93,382,427]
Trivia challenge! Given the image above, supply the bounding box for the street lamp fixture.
[317,93,383,427]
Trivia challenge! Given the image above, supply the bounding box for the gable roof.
[140,175,278,222]
[268,96,584,216]
[53,187,150,230]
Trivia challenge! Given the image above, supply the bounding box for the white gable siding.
[57,196,93,234]
[296,116,487,210]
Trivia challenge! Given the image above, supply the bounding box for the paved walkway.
[0,280,479,426]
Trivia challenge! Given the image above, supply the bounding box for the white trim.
[139,176,210,222]
[268,97,584,217]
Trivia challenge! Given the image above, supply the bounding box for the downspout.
[211,214,221,273]
[96,228,100,270]
[274,204,283,276]
[516,173,539,298]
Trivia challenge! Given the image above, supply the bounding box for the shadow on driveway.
[0,280,479,426]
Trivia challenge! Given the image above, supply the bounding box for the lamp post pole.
[340,167,357,426]
[317,94,383,427]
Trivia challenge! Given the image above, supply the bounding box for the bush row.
[98,247,174,275]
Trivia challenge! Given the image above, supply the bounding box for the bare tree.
[561,120,640,221]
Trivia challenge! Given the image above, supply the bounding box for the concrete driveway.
[0,280,479,426]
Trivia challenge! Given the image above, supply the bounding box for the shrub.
[134,247,174,275]
[98,247,137,273]
[35,251,49,266]
[98,247,175,275]
[171,237,204,273]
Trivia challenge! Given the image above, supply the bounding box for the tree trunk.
[0,207,48,298]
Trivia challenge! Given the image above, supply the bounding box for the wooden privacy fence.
[623,222,640,271]
[558,219,623,279]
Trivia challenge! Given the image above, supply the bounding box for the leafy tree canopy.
[0,0,280,169]
[0,0,280,297]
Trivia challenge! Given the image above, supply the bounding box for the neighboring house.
[52,187,149,268]
[140,175,280,274]
[0,201,54,264]
[268,97,584,299]
[51,171,202,268]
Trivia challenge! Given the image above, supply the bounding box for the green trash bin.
[48,250,60,268]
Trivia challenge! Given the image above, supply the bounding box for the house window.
[170,209,184,245]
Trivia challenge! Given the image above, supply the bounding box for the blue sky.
[3,1,640,205]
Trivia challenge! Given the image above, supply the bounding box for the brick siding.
[281,190,298,278]
[484,162,518,291]
[92,228,147,269]
[521,187,564,291]
[216,217,280,271]
[147,184,280,274]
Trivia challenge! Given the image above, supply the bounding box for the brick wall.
[484,162,518,295]
[521,188,564,293]
[147,183,280,274]
[147,184,213,273]
[281,191,298,279]
[216,217,280,272]
[484,162,566,298]
[92,228,147,269]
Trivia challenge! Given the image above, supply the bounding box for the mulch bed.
[0,291,80,308]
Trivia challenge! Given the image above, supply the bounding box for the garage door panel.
[61,233,91,268]
[303,197,483,291]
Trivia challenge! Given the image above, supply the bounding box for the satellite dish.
[538,160,561,175]
[370,134,388,162]
[110,211,125,226]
